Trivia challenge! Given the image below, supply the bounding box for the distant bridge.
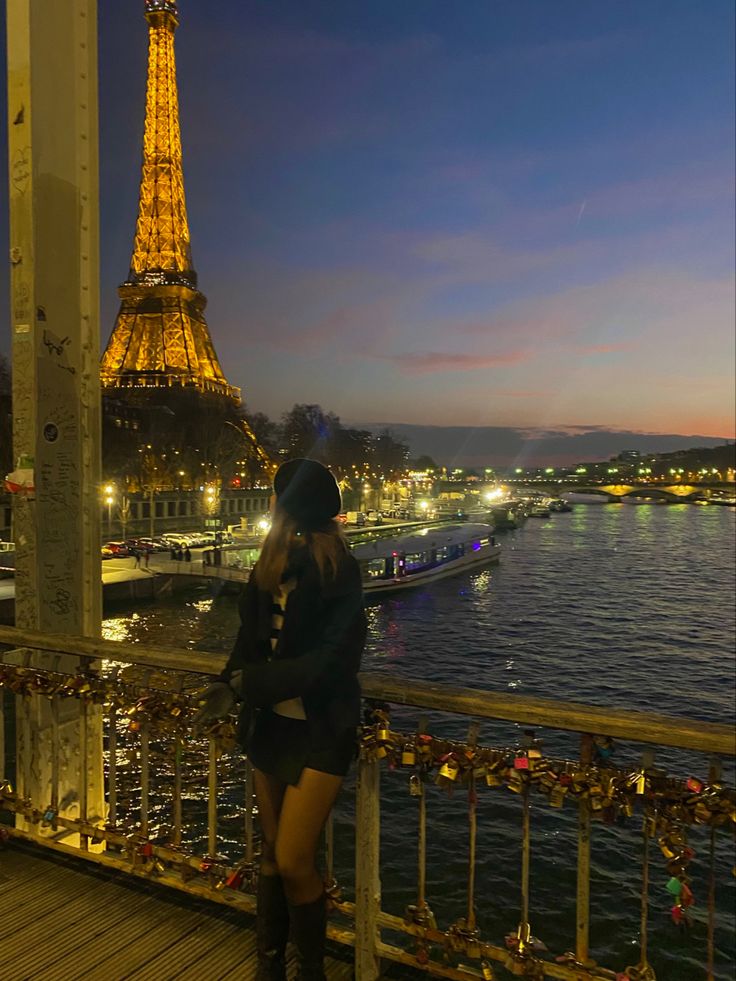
[502,479,734,501]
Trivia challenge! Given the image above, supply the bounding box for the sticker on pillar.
[43,423,59,443]
[4,454,35,497]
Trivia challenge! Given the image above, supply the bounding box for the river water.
[103,503,736,979]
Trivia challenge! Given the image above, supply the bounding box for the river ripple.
[104,504,736,980]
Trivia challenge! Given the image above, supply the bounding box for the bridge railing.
[0,625,734,981]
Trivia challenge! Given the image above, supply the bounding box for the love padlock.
[225,868,244,889]
[437,759,459,782]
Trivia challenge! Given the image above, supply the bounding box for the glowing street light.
[103,483,115,534]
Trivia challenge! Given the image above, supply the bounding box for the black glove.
[192,680,236,730]
[229,669,244,699]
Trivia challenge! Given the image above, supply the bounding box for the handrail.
[1,629,734,981]
[0,624,733,756]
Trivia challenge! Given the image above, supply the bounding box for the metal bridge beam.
[6,0,103,841]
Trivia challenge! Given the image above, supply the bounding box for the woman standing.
[196,459,366,980]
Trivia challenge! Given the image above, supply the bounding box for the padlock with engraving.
[409,774,422,797]
[481,960,495,980]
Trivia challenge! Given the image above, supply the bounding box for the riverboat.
[351,522,501,595]
[549,498,573,513]
[489,500,530,529]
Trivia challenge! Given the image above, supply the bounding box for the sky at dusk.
[1,1,735,451]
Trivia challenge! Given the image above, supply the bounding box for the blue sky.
[2,1,735,439]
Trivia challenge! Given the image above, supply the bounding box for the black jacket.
[219,545,366,747]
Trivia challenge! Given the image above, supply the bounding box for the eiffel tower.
[101,0,239,403]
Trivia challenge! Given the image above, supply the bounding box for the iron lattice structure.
[101,0,240,402]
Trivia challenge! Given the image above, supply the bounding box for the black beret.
[273,458,341,529]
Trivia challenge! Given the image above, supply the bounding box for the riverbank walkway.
[1,838,372,981]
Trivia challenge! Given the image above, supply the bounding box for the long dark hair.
[253,504,348,593]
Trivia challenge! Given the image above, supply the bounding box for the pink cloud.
[381,349,533,374]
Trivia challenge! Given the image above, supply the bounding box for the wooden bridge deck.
[0,840,402,981]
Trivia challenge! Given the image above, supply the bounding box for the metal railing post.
[355,753,381,981]
[575,733,593,965]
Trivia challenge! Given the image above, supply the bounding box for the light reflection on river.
[103,504,736,980]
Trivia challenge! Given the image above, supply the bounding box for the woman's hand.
[192,681,236,731]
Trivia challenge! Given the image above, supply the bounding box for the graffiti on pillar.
[42,328,76,375]
[11,146,30,194]
[13,280,30,322]
[37,381,82,629]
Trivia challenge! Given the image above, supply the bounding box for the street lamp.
[203,481,221,531]
[104,484,115,536]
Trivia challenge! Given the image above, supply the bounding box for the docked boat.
[489,502,528,529]
[549,498,573,513]
[351,522,501,595]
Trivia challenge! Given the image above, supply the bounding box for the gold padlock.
[549,786,566,808]
[438,760,459,781]
[402,745,416,766]
[507,772,523,794]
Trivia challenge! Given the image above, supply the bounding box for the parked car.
[101,541,129,557]
[161,535,191,549]
[345,511,366,527]
[365,510,383,525]
[125,538,155,552]
[136,538,164,552]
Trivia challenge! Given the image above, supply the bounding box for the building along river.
[103,502,736,979]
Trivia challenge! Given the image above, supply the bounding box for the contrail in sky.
[575,199,587,227]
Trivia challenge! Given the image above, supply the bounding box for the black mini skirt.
[247,708,356,786]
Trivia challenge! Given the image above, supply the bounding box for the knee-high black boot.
[256,873,289,981]
[288,893,327,981]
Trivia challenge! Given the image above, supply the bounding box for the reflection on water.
[103,505,736,979]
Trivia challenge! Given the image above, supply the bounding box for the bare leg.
[254,767,287,872]
[275,768,343,904]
